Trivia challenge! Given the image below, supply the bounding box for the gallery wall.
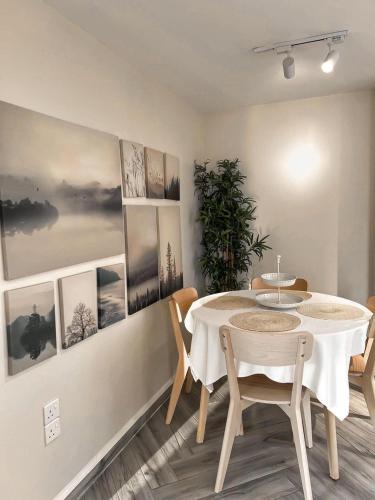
[205,90,375,304]
[0,1,204,500]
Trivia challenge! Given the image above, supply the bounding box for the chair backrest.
[219,325,313,408]
[169,287,198,359]
[251,277,308,291]
[367,296,375,313]
[364,312,375,377]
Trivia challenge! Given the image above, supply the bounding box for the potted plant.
[194,158,270,293]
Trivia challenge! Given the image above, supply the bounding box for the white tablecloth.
[185,290,371,420]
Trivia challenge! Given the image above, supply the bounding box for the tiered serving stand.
[255,255,306,310]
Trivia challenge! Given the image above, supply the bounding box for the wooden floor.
[82,381,375,500]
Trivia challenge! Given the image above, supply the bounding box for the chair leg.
[301,390,313,448]
[165,361,186,425]
[237,412,244,436]
[185,368,193,394]
[324,408,339,480]
[196,385,210,443]
[290,408,313,500]
[215,400,239,493]
[362,375,375,427]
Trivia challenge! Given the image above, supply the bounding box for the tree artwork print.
[59,271,98,349]
[158,206,183,298]
[120,140,146,197]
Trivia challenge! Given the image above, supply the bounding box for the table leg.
[324,408,339,480]
[196,385,209,443]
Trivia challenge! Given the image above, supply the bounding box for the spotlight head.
[283,55,295,79]
[321,43,340,73]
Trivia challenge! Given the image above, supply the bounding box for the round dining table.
[184,289,372,478]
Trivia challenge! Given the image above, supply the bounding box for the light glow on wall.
[282,141,321,188]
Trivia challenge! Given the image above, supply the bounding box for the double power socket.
[43,398,61,445]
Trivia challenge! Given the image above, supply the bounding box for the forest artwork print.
[5,282,56,375]
[120,140,146,197]
[158,206,183,298]
[97,264,126,329]
[59,271,98,349]
[125,205,159,314]
[164,154,180,200]
[145,147,164,199]
[0,101,123,279]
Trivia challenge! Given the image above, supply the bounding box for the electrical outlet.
[45,418,61,445]
[43,398,60,425]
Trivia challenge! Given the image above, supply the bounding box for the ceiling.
[45,0,375,112]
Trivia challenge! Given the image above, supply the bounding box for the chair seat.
[349,355,365,375]
[238,374,294,404]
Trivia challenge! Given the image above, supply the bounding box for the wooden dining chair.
[165,287,198,425]
[349,297,375,427]
[215,325,314,499]
[251,276,308,291]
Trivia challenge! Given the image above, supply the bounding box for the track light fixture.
[321,41,340,73]
[253,30,347,80]
[278,47,295,79]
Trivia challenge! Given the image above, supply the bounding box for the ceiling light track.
[253,30,348,54]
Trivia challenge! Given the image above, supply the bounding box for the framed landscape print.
[120,140,146,198]
[158,206,183,298]
[59,271,98,349]
[144,147,164,199]
[124,206,159,314]
[0,100,124,280]
[164,154,180,200]
[97,263,126,329]
[5,282,56,375]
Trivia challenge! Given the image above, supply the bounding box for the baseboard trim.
[55,377,173,500]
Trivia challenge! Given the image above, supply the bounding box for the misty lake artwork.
[5,282,57,375]
[0,100,124,280]
[97,264,126,329]
[125,205,160,314]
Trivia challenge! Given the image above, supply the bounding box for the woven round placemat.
[203,295,256,310]
[297,303,365,320]
[255,289,312,300]
[229,311,301,332]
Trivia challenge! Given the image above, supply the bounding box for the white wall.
[0,1,204,499]
[205,91,375,303]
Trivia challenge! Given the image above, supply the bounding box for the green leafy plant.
[194,159,270,293]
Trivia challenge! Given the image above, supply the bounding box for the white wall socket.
[43,398,60,425]
[45,418,61,445]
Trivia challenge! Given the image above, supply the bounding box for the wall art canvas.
[59,271,98,349]
[97,263,126,329]
[0,100,123,280]
[164,154,180,200]
[5,282,56,375]
[158,206,183,298]
[144,147,164,199]
[124,206,159,314]
[120,140,146,198]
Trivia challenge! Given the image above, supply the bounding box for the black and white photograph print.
[5,282,57,375]
[144,147,164,199]
[97,263,126,329]
[164,154,180,200]
[120,140,146,198]
[124,205,159,314]
[59,271,98,349]
[0,100,124,280]
[158,206,183,298]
